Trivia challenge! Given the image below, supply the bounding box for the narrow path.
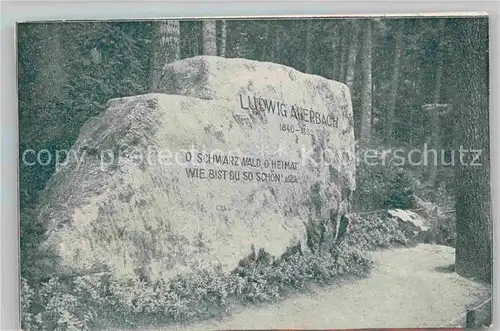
[138,244,490,330]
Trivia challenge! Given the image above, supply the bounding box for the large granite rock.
[158,56,355,212]
[38,56,355,281]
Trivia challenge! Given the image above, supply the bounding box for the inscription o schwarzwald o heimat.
[185,151,299,184]
[239,94,339,128]
[192,152,298,170]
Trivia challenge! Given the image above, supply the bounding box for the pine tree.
[305,19,313,73]
[345,20,361,91]
[453,18,491,283]
[218,20,227,57]
[150,20,180,91]
[385,20,404,144]
[202,20,217,55]
[359,20,373,146]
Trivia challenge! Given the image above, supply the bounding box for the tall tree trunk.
[261,21,280,62]
[339,22,348,82]
[305,20,313,73]
[331,22,341,80]
[218,20,227,57]
[192,21,201,56]
[261,21,271,61]
[34,24,67,108]
[433,19,446,104]
[150,20,180,91]
[385,20,404,144]
[31,23,69,142]
[410,19,427,147]
[359,20,373,147]
[270,24,281,62]
[453,18,491,284]
[345,20,361,91]
[427,19,446,185]
[202,20,217,55]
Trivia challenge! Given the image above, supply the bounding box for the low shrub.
[21,213,410,331]
[355,161,416,212]
[347,212,411,250]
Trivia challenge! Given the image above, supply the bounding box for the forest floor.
[128,244,490,330]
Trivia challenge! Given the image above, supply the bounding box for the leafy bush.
[21,278,42,331]
[21,212,410,331]
[354,139,456,215]
[355,159,416,212]
[346,212,411,250]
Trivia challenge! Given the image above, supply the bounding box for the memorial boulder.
[37,56,356,281]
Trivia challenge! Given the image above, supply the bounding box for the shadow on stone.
[435,264,455,273]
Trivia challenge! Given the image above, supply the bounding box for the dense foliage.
[19,22,152,208]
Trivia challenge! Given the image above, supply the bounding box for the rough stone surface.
[159,56,356,215]
[388,209,429,237]
[38,56,355,281]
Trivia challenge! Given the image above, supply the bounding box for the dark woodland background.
[17,18,491,331]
